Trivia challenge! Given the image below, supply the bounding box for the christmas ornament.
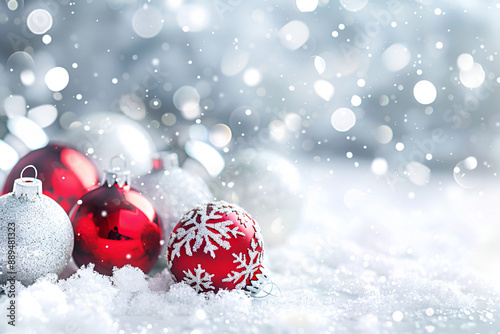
[0,165,74,285]
[134,152,213,237]
[166,201,270,294]
[217,148,303,246]
[2,143,99,213]
[70,157,162,276]
[67,112,156,176]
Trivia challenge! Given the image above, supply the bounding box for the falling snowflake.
[222,237,263,291]
[182,264,215,292]
[168,201,246,263]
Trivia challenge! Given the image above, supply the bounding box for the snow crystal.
[111,265,149,293]
[148,268,175,292]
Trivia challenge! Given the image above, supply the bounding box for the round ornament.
[2,143,99,213]
[217,148,303,246]
[70,158,162,276]
[134,152,213,237]
[0,165,74,285]
[67,112,156,176]
[166,201,270,294]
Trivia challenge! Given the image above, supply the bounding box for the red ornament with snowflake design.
[166,201,270,294]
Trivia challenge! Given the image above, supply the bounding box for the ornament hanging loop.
[14,165,42,200]
[20,165,38,182]
[252,281,281,299]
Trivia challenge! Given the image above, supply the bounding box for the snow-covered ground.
[2,162,499,334]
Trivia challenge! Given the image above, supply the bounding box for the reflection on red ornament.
[2,143,99,213]
[70,165,162,276]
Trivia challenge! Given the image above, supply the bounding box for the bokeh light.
[382,44,411,72]
[44,67,70,92]
[185,140,224,177]
[7,116,49,150]
[371,158,388,175]
[27,9,53,35]
[209,124,232,148]
[132,5,164,38]
[27,104,58,128]
[279,20,310,50]
[4,95,26,118]
[375,125,393,144]
[314,80,334,101]
[173,86,201,120]
[177,4,210,32]
[314,55,326,75]
[331,107,356,132]
[296,0,318,13]
[413,80,437,105]
[0,140,19,170]
[243,68,262,87]
[339,0,369,12]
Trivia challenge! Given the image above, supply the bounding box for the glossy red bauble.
[70,174,162,276]
[166,201,270,294]
[2,144,99,212]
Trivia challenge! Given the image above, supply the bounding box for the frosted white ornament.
[217,148,303,246]
[0,165,74,286]
[133,152,213,270]
[134,152,213,237]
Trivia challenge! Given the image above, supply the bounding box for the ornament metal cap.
[104,156,131,188]
[13,165,42,201]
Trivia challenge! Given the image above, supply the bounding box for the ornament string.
[20,164,38,181]
[253,281,281,298]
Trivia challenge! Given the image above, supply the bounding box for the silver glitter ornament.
[0,165,74,286]
[134,152,213,238]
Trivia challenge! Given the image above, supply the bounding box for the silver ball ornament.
[0,166,74,285]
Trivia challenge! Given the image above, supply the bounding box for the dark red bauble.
[166,201,270,294]
[70,174,163,276]
[2,144,99,213]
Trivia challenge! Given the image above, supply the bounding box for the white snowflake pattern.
[168,201,246,263]
[182,264,215,292]
[227,203,254,228]
[222,237,263,291]
[252,217,264,249]
[224,202,264,248]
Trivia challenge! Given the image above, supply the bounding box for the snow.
[2,163,500,333]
